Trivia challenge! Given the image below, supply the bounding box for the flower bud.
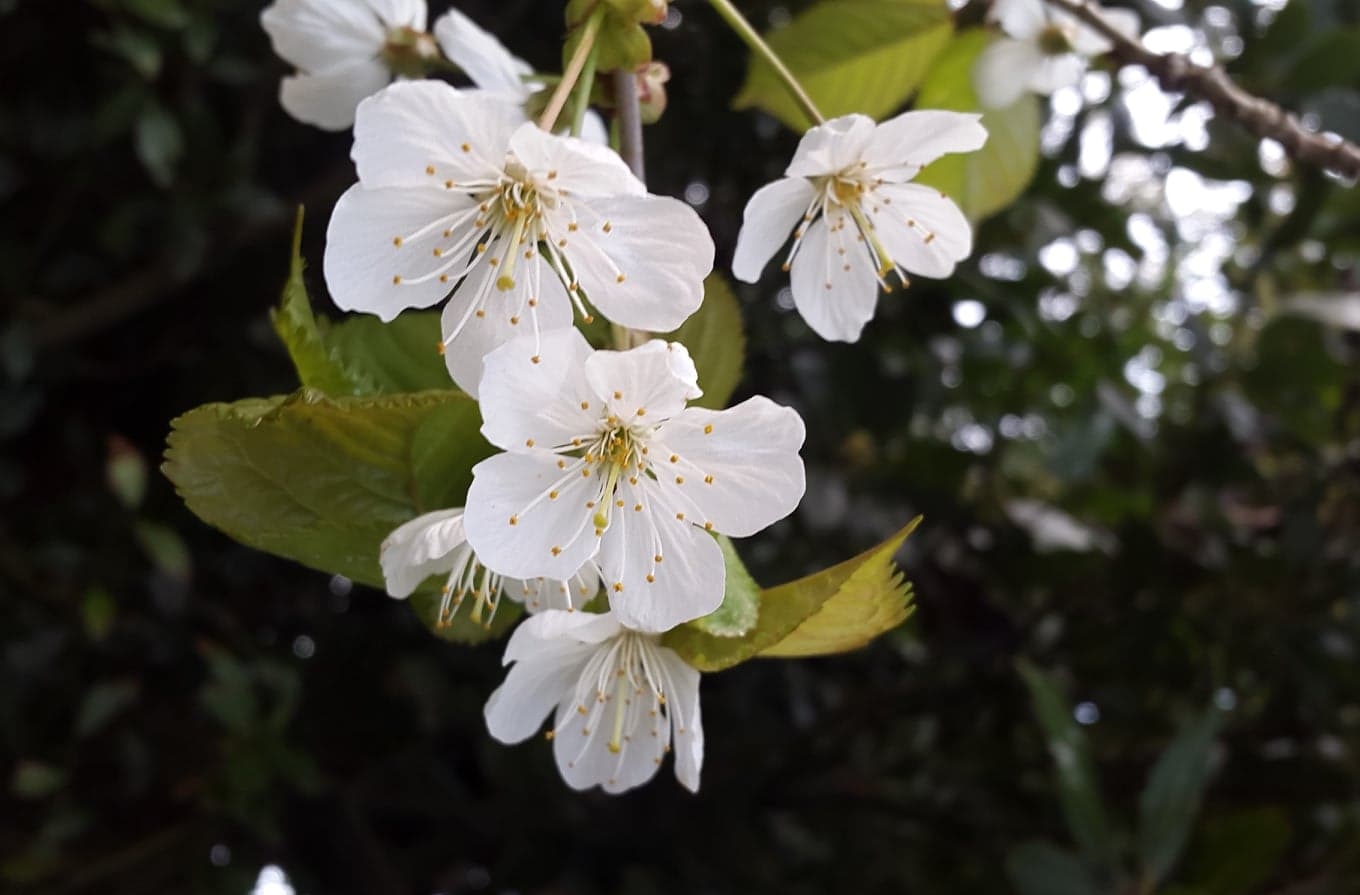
[637,62,671,124]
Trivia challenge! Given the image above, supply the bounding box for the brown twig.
[1046,0,1360,180]
[613,68,646,182]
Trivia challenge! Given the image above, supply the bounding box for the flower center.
[437,546,507,631]
[1038,23,1075,56]
[551,631,671,765]
[584,423,648,534]
[381,27,439,78]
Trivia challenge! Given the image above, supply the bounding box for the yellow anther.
[508,515,519,525]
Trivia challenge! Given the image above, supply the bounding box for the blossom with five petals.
[484,609,703,794]
[324,80,714,395]
[463,329,806,633]
[732,110,987,343]
[260,0,431,130]
[380,507,599,624]
[972,0,1140,109]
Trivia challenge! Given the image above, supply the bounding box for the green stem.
[570,26,602,137]
[707,0,824,128]
[538,5,607,132]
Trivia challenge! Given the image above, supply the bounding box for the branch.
[1046,0,1360,180]
[613,68,646,182]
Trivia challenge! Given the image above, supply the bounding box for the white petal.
[873,183,973,278]
[433,8,533,98]
[731,177,817,283]
[863,110,988,176]
[464,451,602,580]
[485,639,595,744]
[476,328,597,450]
[368,0,425,30]
[379,508,466,597]
[652,646,703,792]
[788,215,881,342]
[651,396,807,537]
[991,0,1046,38]
[562,195,713,331]
[972,38,1043,109]
[278,61,389,130]
[583,340,701,424]
[439,255,574,397]
[503,609,621,665]
[324,183,475,321]
[600,481,726,632]
[578,109,610,146]
[352,81,522,189]
[508,562,599,612]
[261,0,386,73]
[786,114,877,177]
[508,123,645,197]
[551,682,665,794]
[1028,53,1087,95]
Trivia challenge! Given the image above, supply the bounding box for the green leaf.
[163,389,489,588]
[689,535,760,638]
[1005,842,1101,895]
[133,520,193,581]
[913,29,1041,222]
[1138,706,1224,884]
[134,100,183,187]
[75,680,140,738]
[734,0,953,131]
[663,273,745,410]
[1016,660,1114,867]
[1177,808,1290,895]
[664,518,920,671]
[11,762,65,801]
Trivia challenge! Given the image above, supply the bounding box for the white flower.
[432,9,610,144]
[324,80,714,396]
[260,0,431,131]
[732,111,987,343]
[462,329,806,633]
[380,508,599,625]
[484,609,703,794]
[973,0,1140,109]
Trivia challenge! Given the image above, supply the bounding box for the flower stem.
[706,0,824,128]
[538,5,607,132]
[570,29,602,137]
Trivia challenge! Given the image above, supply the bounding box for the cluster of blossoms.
[261,0,991,792]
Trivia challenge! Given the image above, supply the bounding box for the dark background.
[5,0,1360,892]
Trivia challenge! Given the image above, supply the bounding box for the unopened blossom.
[260,0,432,130]
[432,9,609,144]
[463,329,806,633]
[380,508,599,625]
[484,609,703,794]
[732,111,987,343]
[324,80,713,395]
[973,0,1140,109]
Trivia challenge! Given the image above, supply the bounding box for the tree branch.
[613,68,646,182]
[1046,0,1360,180]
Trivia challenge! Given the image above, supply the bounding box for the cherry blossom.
[380,508,599,624]
[260,0,431,130]
[462,329,806,633]
[732,110,987,342]
[973,0,1140,109]
[324,80,713,395]
[484,609,703,794]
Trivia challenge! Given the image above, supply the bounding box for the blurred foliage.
[5,0,1360,893]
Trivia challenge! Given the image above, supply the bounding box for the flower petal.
[599,481,726,632]
[352,80,523,189]
[786,114,877,177]
[261,0,386,73]
[278,60,390,130]
[507,563,601,612]
[508,123,645,197]
[651,396,807,537]
[379,508,466,598]
[367,0,424,29]
[433,8,533,99]
[652,646,703,792]
[873,182,973,279]
[476,328,597,450]
[440,255,574,397]
[972,37,1043,109]
[863,110,988,176]
[1028,52,1087,95]
[788,215,881,342]
[324,183,475,321]
[991,0,1046,39]
[464,451,601,580]
[485,624,597,743]
[584,340,701,424]
[561,195,713,332]
[731,177,817,283]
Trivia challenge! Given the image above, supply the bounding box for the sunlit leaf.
[913,29,1041,222]
[664,518,920,671]
[734,0,953,130]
